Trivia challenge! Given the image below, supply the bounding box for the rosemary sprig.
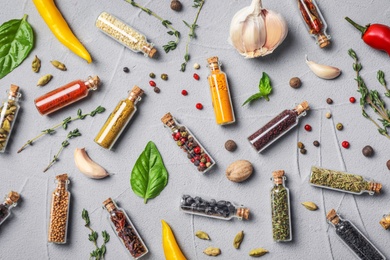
[125,0,180,53]
[43,129,81,172]
[82,209,110,260]
[17,106,105,153]
[348,49,390,139]
[180,0,205,72]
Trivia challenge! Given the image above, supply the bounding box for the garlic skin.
[74,148,109,179]
[229,0,288,58]
[305,55,341,79]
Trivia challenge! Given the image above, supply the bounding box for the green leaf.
[82,209,90,226]
[100,244,106,256]
[259,72,272,100]
[102,230,110,243]
[130,141,169,204]
[167,31,174,35]
[0,15,34,79]
[242,93,263,106]
[183,20,191,28]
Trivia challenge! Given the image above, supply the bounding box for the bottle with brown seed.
[0,191,20,226]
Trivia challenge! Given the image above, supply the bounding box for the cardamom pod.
[32,55,41,73]
[0,129,6,134]
[6,114,14,122]
[2,120,11,132]
[51,60,67,71]
[0,137,6,143]
[233,230,244,249]
[249,248,268,257]
[301,201,318,211]
[203,247,221,256]
[37,74,53,87]
[196,231,210,240]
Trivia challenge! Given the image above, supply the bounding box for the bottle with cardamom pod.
[34,76,100,115]
[103,198,149,259]
[161,113,215,173]
[248,101,310,153]
[327,209,386,260]
[309,166,382,195]
[94,86,144,150]
[48,174,71,244]
[180,194,250,221]
[0,85,21,153]
[0,191,20,226]
[270,170,292,242]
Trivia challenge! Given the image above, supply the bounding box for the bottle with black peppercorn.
[0,191,20,226]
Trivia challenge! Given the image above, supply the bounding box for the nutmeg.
[226,160,253,182]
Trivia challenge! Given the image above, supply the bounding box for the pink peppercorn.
[149,80,156,87]
[196,103,203,110]
[342,141,350,149]
[193,73,200,80]
[181,90,188,96]
[304,124,312,131]
[349,97,356,103]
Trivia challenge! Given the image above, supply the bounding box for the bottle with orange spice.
[34,76,100,115]
[207,56,235,125]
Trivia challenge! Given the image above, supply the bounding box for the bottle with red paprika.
[34,76,100,115]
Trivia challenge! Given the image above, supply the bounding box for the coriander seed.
[193,63,200,69]
[336,123,343,130]
[297,142,304,149]
[325,112,332,119]
[161,73,168,80]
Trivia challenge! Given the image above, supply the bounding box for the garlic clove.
[241,13,266,56]
[305,55,341,80]
[74,147,109,179]
[261,10,288,56]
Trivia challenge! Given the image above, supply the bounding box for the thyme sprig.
[82,209,110,260]
[17,106,105,153]
[125,0,180,53]
[43,129,81,172]
[180,0,205,72]
[348,49,390,139]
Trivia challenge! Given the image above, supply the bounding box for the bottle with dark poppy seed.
[0,191,20,226]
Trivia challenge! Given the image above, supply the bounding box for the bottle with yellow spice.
[207,56,235,125]
[94,86,144,150]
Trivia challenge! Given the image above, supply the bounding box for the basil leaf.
[242,72,273,106]
[131,141,168,204]
[0,14,34,79]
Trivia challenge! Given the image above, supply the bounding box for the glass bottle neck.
[165,119,178,132]
[84,76,100,91]
[208,62,222,72]
[127,93,141,105]
[6,91,21,102]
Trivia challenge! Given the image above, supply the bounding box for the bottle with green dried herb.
[271,170,292,242]
[0,191,20,226]
[94,86,144,150]
[309,166,382,195]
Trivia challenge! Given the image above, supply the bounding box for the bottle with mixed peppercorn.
[0,191,20,226]
[103,198,148,259]
[161,112,215,173]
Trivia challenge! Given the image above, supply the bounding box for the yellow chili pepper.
[162,220,187,260]
[32,0,92,63]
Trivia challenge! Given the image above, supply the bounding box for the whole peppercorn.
[170,0,182,11]
[196,103,203,110]
[225,140,237,152]
[342,141,350,149]
[161,73,168,80]
[297,142,305,149]
[154,87,161,93]
[289,77,301,89]
[336,123,343,131]
[181,90,188,96]
[149,80,156,87]
[300,148,307,154]
[313,140,320,147]
[193,73,200,80]
[387,160,390,170]
[325,112,332,119]
[304,124,312,131]
[349,97,356,103]
[362,145,374,157]
[123,67,129,73]
[193,63,200,69]
[326,98,333,104]
[149,72,156,78]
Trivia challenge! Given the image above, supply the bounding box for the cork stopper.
[161,112,173,124]
[326,209,340,225]
[129,85,144,99]
[103,197,117,212]
[237,207,250,220]
[148,48,157,58]
[380,215,390,230]
[317,33,331,48]
[207,56,219,64]
[86,76,100,90]
[369,182,382,194]
[272,170,285,184]
[9,84,20,98]
[294,101,310,115]
[7,191,20,204]
[56,173,68,182]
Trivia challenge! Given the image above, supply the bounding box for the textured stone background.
[1,0,390,259]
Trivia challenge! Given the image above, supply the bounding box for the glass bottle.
[96,12,157,58]
[380,213,390,230]
[0,85,21,153]
[95,86,144,150]
[248,101,310,153]
[327,209,386,260]
[48,174,70,244]
[161,112,215,173]
[180,194,249,221]
[0,191,20,226]
[207,56,235,125]
[297,0,331,48]
[270,170,292,242]
[34,76,100,115]
[103,198,148,259]
[309,166,382,195]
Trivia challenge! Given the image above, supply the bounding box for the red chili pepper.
[345,17,390,55]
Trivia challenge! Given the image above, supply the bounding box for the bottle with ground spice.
[309,166,382,195]
[96,12,157,58]
[270,170,292,242]
[180,194,249,221]
[327,209,386,260]
[103,198,148,259]
[34,76,100,115]
[207,56,235,125]
[161,113,215,173]
[297,0,331,48]
[0,85,21,153]
[48,174,70,244]
[248,101,310,153]
[0,191,20,226]
[94,86,144,150]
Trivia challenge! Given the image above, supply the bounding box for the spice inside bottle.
[309,166,382,195]
[207,56,235,125]
[161,112,215,173]
[180,194,249,221]
[103,198,148,259]
[327,209,386,260]
[248,101,310,153]
[0,85,21,153]
[94,86,144,150]
[0,191,20,226]
[35,76,100,115]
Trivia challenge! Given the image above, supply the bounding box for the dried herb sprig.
[348,49,390,139]
[125,0,180,53]
[18,106,105,153]
[82,209,110,260]
[180,0,205,72]
[43,129,81,172]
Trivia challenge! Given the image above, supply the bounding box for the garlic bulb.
[229,0,288,58]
